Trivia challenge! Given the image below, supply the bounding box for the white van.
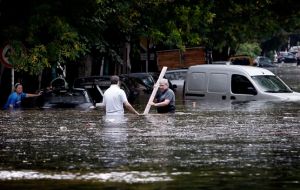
[184,65,300,101]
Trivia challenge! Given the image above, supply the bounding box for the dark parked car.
[73,75,139,104]
[254,56,276,67]
[121,72,177,94]
[141,72,177,92]
[19,77,94,109]
[41,88,93,109]
[277,52,296,63]
[121,73,156,93]
[37,77,94,109]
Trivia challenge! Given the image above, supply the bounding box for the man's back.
[103,84,127,115]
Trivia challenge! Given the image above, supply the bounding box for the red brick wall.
[156,47,206,70]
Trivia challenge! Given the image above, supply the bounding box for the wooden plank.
[143,66,168,115]
[95,85,104,97]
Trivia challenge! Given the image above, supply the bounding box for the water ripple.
[0,170,190,183]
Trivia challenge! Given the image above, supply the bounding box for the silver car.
[165,69,188,94]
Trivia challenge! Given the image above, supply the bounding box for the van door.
[185,72,207,98]
[230,74,257,101]
[207,72,229,100]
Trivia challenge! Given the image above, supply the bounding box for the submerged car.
[121,72,177,93]
[253,56,276,67]
[121,73,156,93]
[165,69,187,93]
[73,76,139,104]
[277,52,296,63]
[184,65,300,101]
[38,77,93,109]
[41,87,93,109]
[19,77,93,109]
[144,72,178,92]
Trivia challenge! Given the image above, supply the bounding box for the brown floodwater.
[0,64,300,190]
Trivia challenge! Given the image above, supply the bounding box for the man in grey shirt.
[150,78,175,113]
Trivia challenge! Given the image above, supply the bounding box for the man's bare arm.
[124,102,139,115]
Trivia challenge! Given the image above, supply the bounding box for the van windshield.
[251,75,292,93]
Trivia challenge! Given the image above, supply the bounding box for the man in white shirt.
[102,75,139,115]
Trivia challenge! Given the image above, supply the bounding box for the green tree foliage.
[0,0,88,75]
[1,0,300,75]
[135,0,215,50]
[8,16,87,75]
[210,0,300,55]
[209,0,275,52]
[236,42,262,58]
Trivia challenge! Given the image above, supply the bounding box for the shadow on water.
[1,66,300,189]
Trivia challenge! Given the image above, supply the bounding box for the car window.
[165,71,186,80]
[142,76,154,86]
[231,74,257,95]
[47,91,88,104]
[165,73,175,80]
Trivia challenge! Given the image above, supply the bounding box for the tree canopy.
[0,0,299,75]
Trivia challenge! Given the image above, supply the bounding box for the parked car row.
[29,72,179,109]
[20,52,298,110]
[212,56,276,68]
[276,51,297,63]
[73,74,157,106]
[220,52,298,66]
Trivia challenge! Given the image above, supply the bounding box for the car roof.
[126,72,152,76]
[166,69,188,72]
[188,65,275,76]
[289,46,300,52]
[279,51,293,55]
[256,56,269,58]
[212,61,232,65]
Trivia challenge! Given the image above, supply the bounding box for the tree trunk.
[38,72,42,90]
[123,37,131,74]
[78,55,92,77]
[100,57,104,76]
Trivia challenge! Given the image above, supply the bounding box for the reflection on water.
[0,66,300,189]
[0,170,178,183]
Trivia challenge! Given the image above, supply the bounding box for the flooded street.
[1,64,300,190]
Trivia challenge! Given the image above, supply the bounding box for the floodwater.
[1,64,300,190]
